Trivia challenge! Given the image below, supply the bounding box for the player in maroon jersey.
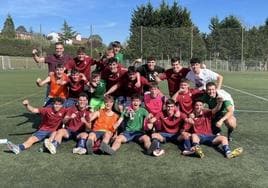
[44,93,91,154]
[7,97,67,154]
[184,99,243,159]
[156,57,190,97]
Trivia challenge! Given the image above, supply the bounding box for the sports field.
[0,70,268,188]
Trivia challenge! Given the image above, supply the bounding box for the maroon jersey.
[45,54,73,73]
[65,106,90,132]
[175,89,204,115]
[186,110,213,135]
[101,67,127,96]
[66,56,95,80]
[38,107,67,131]
[67,77,87,99]
[155,111,187,134]
[144,93,164,116]
[118,75,149,96]
[159,68,190,97]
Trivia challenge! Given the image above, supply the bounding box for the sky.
[0,0,267,45]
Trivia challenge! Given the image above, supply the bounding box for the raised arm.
[36,76,50,87]
[32,49,45,64]
[104,83,120,96]
[22,100,39,114]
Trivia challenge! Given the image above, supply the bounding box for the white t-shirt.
[217,89,235,109]
[186,69,219,90]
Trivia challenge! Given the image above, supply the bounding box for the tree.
[16,25,27,33]
[88,34,103,48]
[1,14,16,38]
[207,15,243,61]
[127,1,205,60]
[59,20,77,44]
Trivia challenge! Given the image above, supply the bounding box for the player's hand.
[22,100,29,106]
[70,113,77,119]
[216,96,223,103]
[174,110,181,118]
[216,120,224,128]
[36,78,42,86]
[186,118,195,125]
[32,49,38,55]
[135,81,141,88]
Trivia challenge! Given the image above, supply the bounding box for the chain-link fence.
[127,26,268,71]
[1,26,268,72]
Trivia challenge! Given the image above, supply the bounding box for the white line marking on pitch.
[223,85,268,102]
[0,90,43,108]
[236,110,268,113]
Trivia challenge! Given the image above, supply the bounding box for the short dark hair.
[53,97,64,104]
[111,41,121,47]
[55,42,64,46]
[148,82,159,89]
[77,46,86,54]
[78,92,89,99]
[206,82,217,88]
[107,57,118,64]
[165,99,175,106]
[56,63,64,69]
[131,93,141,100]
[171,57,180,63]
[128,66,137,74]
[91,71,101,78]
[71,68,79,75]
[190,58,201,64]
[147,56,156,62]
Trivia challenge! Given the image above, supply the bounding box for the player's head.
[193,99,204,113]
[171,57,181,73]
[52,97,64,111]
[55,64,65,77]
[111,41,121,54]
[77,47,86,61]
[146,56,156,70]
[108,57,119,73]
[190,58,201,73]
[165,99,176,113]
[179,79,190,91]
[54,42,64,57]
[206,82,217,97]
[128,66,137,80]
[77,92,88,109]
[104,95,114,110]
[148,82,159,98]
[105,47,115,59]
[70,68,80,81]
[91,71,101,83]
[131,93,141,110]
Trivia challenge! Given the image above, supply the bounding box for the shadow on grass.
[7,112,41,129]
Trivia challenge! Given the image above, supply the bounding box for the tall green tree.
[59,20,77,44]
[127,1,205,60]
[207,15,243,61]
[1,14,16,38]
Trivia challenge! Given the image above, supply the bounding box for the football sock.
[192,142,199,147]
[223,144,231,154]
[52,140,59,148]
[77,138,86,148]
[18,144,25,151]
[183,139,191,150]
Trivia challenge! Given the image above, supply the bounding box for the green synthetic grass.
[0,70,268,188]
